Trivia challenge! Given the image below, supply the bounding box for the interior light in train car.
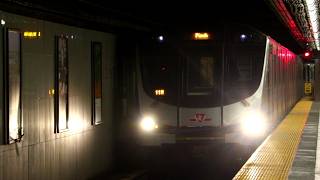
[192,32,211,40]
[1,19,5,25]
[154,89,165,96]
[23,31,41,38]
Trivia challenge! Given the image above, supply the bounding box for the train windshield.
[187,56,215,94]
[184,43,220,96]
[140,42,179,104]
[140,25,266,107]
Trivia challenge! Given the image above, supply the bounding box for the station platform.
[233,97,320,179]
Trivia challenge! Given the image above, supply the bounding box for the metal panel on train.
[0,10,115,179]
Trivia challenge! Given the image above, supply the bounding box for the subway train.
[118,23,303,147]
[0,10,115,179]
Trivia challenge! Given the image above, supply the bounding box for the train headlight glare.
[241,111,267,136]
[140,116,158,132]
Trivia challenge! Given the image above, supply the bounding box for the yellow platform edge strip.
[233,99,313,180]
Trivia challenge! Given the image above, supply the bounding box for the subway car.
[118,23,303,147]
[0,10,115,179]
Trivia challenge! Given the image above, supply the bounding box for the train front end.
[135,24,270,146]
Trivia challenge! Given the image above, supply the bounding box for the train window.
[186,56,215,95]
[54,36,69,133]
[223,25,266,105]
[5,29,23,143]
[91,42,102,125]
[139,26,265,107]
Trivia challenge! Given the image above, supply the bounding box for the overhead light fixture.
[305,0,320,50]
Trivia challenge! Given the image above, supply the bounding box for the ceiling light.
[305,0,320,50]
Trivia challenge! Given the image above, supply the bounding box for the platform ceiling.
[0,0,311,53]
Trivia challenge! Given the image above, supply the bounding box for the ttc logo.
[189,113,211,122]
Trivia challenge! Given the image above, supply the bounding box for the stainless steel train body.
[133,24,303,146]
[0,10,115,179]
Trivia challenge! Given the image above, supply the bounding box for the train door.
[179,55,222,128]
[303,63,314,96]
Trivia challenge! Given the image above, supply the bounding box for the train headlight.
[241,110,267,137]
[140,116,158,132]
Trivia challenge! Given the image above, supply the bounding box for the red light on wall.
[302,51,313,60]
[304,52,310,57]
